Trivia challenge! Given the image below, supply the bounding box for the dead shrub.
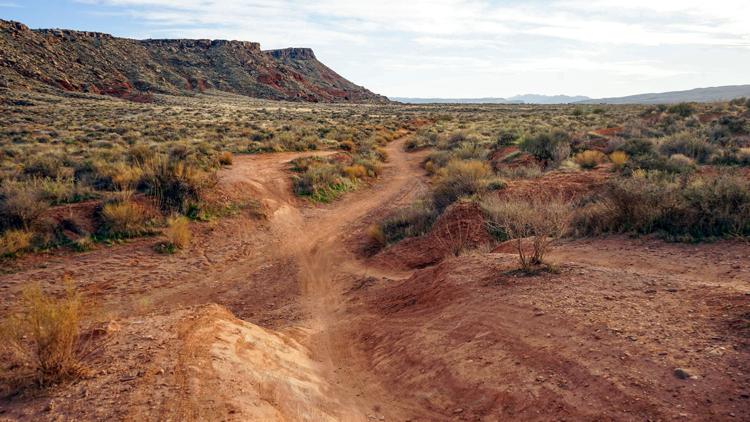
[482,194,572,270]
[1,279,85,391]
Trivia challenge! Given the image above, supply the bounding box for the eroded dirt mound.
[370,201,492,270]
[500,168,609,200]
[347,247,750,420]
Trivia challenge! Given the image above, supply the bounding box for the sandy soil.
[1,137,749,421]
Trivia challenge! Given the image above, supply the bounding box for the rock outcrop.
[0,19,389,103]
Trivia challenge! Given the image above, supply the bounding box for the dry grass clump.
[609,151,629,167]
[161,215,191,252]
[100,200,148,238]
[1,280,85,391]
[141,158,213,213]
[573,150,607,169]
[432,159,494,211]
[0,229,33,257]
[218,151,233,166]
[482,194,572,270]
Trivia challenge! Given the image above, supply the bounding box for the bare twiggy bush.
[1,278,85,391]
[481,194,572,270]
[434,209,485,257]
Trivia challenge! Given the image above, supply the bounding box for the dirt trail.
[2,137,749,421]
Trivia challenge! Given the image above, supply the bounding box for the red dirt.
[1,138,748,421]
[500,168,610,200]
[590,126,624,137]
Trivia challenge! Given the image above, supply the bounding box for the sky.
[2,1,749,99]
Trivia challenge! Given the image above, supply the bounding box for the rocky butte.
[0,19,389,103]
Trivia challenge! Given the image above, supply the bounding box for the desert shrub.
[71,236,95,252]
[343,164,367,179]
[425,150,454,170]
[378,200,438,244]
[292,161,352,203]
[675,174,750,238]
[432,160,493,211]
[405,131,438,151]
[667,102,695,117]
[33,178,96,205]
[620,150,694,174]
[520,130,571,164]
[659,133,716,163]
[571,173,750,240]
[108,163,143,191]
[497,130,519,146]
[218,151,233,165]
[0,229,33,257]
[159,215,191,252]
[573,150,607,169]
[609,151,629,167]
[22,154,65,179]
[668,153,695,167]
[100,200,147,238]
[340,140,356,152]
[497,164,543,180]
[1,281,84,390]
[481,194,572,270]
[0,181,49,230]
[616,138,654,157]
[141,158,212,213]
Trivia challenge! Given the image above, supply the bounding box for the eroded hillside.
[0,20,388,103]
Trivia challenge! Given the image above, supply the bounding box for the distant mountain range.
[394,85,750,105]
[576,85,750,104]
[391,94,590,104]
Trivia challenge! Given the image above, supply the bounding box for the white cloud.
[74,0,750,97]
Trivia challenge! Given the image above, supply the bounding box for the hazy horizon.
[2,1,749,99]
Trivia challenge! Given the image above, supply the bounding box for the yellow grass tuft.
[343,164,367,179]
[1,278,84,390]
[573,150,607,169]
[0,229,33,257]
[165,215,191,250]
[609,150,629,167]
[101,201,147,237]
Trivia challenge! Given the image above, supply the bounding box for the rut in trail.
[143,136,431,421]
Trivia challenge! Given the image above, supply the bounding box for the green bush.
[659,133,716,163]
[519,130,571,163]
[667,102,695,117]
[571,173,750,240]
[378,201,438,244]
